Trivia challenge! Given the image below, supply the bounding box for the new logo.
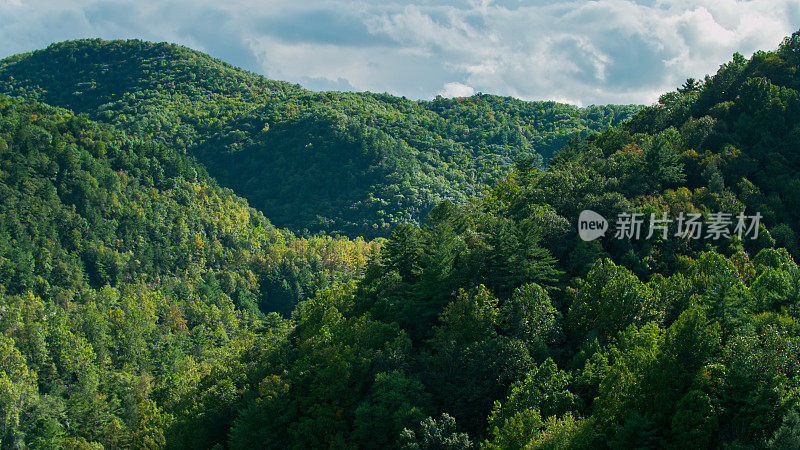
[578,210,608,241]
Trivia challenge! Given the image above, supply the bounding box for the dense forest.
[1,30,800,449]
[0,94,380,447]
[0,39,638,237]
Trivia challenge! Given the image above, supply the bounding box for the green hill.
[0,94,377,315]
[0,39,638,237]
[167,31,800,448]
[0,94,381,446]
[4,31,800,449]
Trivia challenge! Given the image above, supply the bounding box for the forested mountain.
[203,31,800,448]
[3,30,800,449]
[0,39,638,237]
[0,94,380,446]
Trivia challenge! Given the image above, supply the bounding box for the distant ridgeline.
[0,39,639,237]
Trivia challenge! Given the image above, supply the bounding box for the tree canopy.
[1,30,800,448]
[0,39,638,238]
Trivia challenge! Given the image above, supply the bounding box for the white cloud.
[0,0,797,105]
[439,81,475,98]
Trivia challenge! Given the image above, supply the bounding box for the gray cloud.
[0,0,797,105]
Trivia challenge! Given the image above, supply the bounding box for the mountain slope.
[165,31,800,448]
[0,94,377,314]
[2,30,800,450]
[0,93,385,446]
[0,39,639,237]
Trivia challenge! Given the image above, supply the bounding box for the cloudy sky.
[1,0,798,106]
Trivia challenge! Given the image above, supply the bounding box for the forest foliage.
[1,31,800,449]
[0,39,638,237]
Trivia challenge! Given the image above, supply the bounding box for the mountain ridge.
[0,38,640,237]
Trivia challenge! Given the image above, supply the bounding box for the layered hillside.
[0,94,378,314]
[0,39,638,237]
[155,31,800,448]
[4,31,800,449]
[0,94,383,446]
